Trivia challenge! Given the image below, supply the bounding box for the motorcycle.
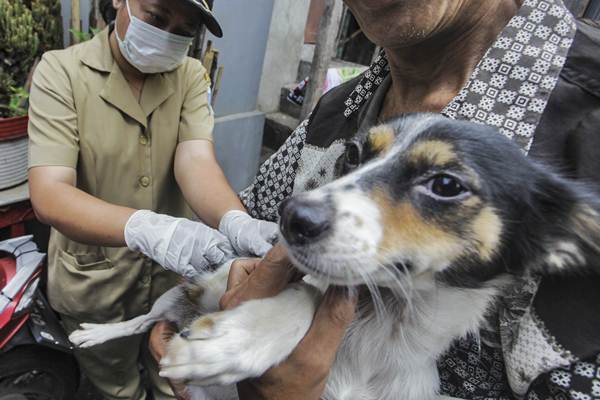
[0,235,79,400]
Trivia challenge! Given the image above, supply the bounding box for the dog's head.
[279,114,600,290]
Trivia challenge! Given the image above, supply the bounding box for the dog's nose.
[279,197,333,245]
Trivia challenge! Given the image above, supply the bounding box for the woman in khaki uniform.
[27,0,277,398]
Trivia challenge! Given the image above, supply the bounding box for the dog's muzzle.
[279,197,334,245]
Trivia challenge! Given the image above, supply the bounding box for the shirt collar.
[80,25,176,128]
[344,0,577,154]
[80,25,114,73]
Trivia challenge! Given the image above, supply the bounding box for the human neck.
[109,29,146,84]
[381,0,520,118]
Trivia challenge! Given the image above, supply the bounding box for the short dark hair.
[99,0,117,24]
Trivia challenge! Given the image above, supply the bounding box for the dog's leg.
[68,261,234,348]
[159,282,323,386]
[68,285,186,348]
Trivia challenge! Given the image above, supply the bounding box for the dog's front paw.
[160,285,318,386]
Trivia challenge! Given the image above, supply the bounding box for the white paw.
[160,286,318,386]
[68,322,119,348]
[159,312,270,386]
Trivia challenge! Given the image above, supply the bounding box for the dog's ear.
[569,202,600,258]
[367,124,396,156]
[338,125,396,176]
[530,174,600,275]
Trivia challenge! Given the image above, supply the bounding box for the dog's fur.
[69,114,600,400]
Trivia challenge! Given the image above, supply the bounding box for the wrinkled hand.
[125,210,234,279]
[149,321,190,400]
[218,210,279,257]
[221,245,357,400]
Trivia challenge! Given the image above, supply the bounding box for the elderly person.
[153,0,600,398]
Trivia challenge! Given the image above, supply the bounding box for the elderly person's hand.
[221,244,357,400]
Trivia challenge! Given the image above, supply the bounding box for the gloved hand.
[218,210,279,257]
[124,210,234,279]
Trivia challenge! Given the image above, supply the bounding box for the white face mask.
[115,0,194,74]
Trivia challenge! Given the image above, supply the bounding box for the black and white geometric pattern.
[293,140,347,194]
[438,336,515,400]
[239,118,308,222]
[525,355,600,400]
[504,309,578,396]
[343,53,389,118]
[442,0,576,153]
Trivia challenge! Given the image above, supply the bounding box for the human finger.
[226,258,260,290]
[293,287,357,367]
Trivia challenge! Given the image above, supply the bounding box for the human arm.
[174,140,244,228]
[174,61,278,256]
[27,53,134,247]
[29,166,134,246]
[222,246,357,400]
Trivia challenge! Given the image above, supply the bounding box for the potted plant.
[0,0,62,190]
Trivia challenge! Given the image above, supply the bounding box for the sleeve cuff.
[28,144,79,169]
[178,123,214,143]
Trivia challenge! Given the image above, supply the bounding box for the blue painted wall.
[204,0,275,117]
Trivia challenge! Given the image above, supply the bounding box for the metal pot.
[0,116,29,191]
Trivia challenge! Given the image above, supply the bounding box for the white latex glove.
[124,210,234,279]
[218,210,279,257]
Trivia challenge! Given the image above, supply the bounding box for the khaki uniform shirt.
[28,27,213,322]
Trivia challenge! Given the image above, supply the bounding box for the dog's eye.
[343,141,363,173]
[426,174,469,199]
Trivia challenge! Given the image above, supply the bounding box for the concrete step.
[279,83,302,119]
[296,58,369,83]
[263,112,299,151]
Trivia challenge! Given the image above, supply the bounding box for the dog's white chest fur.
[324,283,502,400]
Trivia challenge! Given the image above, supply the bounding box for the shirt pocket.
[48,249,124,322]
[59,250,113,271]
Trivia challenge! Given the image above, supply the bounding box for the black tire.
[0,345,78,400]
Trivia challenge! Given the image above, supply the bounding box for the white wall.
[257,0,311,113]
[60,0,93,47]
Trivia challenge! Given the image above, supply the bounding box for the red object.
[0,201,35,238]
[0,116,28,141]
[0,255,42,348]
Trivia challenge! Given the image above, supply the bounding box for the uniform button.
[139,176,151,187]
[139,135,148,145]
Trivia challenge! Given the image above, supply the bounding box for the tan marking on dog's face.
[462,196,482,208]
[470,207,503,261]
[368,125,396,154]
[408,140,457,166]
[372,188,465,268]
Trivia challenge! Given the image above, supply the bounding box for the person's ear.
[112,0,124,9]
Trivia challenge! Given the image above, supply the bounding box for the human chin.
[343,0,406,11]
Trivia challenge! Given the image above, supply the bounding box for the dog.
[69,113,600,400]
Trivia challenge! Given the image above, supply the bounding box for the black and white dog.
[69,114,600,400]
